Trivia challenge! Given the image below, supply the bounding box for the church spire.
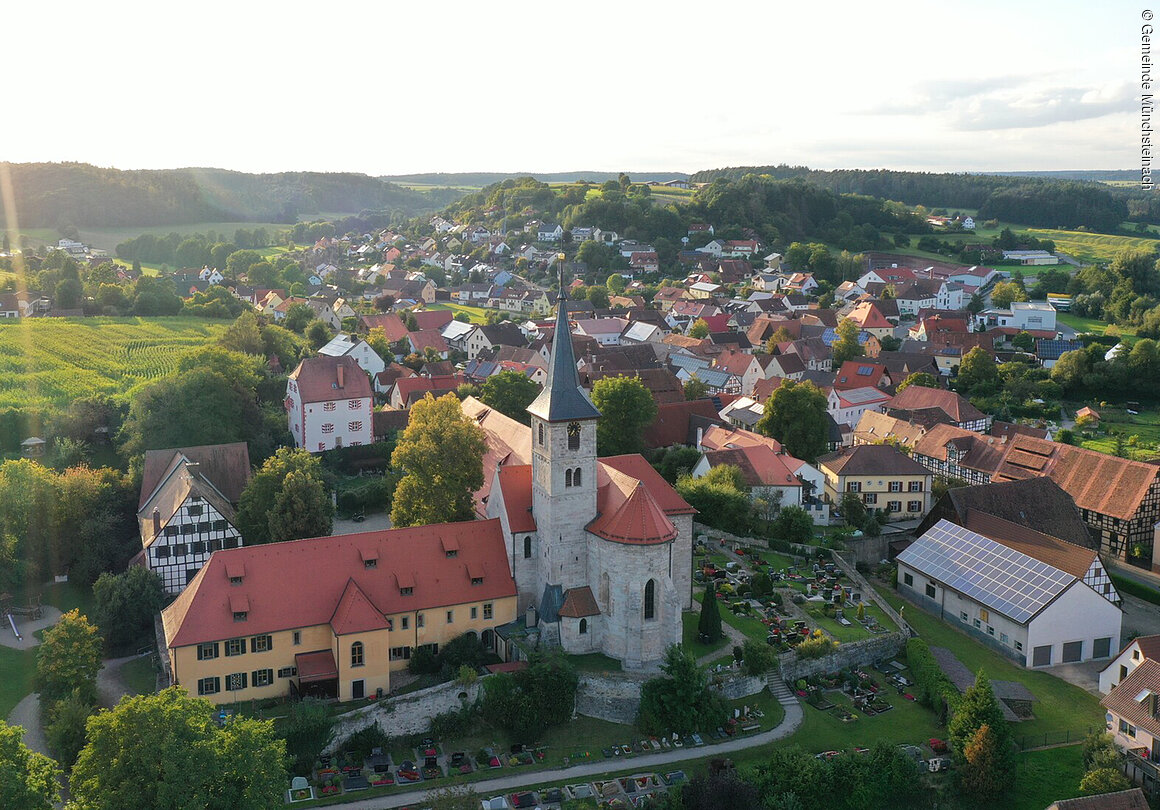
[526,260,601,423]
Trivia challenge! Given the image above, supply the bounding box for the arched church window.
[567,422,581,450]
[523,536,532,559]
[644,579,656,621]
[538,423,544,445]
[565,469,573,487]
[579,618,588,635]
[573,468,582,486]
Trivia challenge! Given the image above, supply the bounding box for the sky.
[2,0,1141,175]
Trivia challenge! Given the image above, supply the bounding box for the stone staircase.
[766,672,799,708]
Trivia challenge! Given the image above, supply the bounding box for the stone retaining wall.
[693,522,820,560]
[575,671,650,725]
[712,673,767,700]
[778,631,909,684]
[326,679,483,751]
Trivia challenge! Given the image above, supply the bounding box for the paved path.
[97,655,145,709]
[319,683,803,809]
[6,693,49,756]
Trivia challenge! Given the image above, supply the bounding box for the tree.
[479,655,578,741]
[1079,767,1131,795]
[1012,330,1035,352]
[688,318,710,339]
[991,280,1029,309]
[36,609,103,706]
[267,469,334,543]
[895,372,939,392]
[283,303,315,333]
[225,249,263,278]
[45,688,93,768]
[219,310,264,356]
[741,639,778,676]
[1082,731,1121,771]
[771,505,814,544]
[56,277,83,309]
[120,369,274,461]
[684,375,709,401]
[305,320,332,350]
[69,688,286,810]
[591,376,657,456]
[698,590,723,642]
[282,699,333,776]
[235,448,333,545]
[587,286,610,310]
[967,293,985,314]
[958,724,1014,802]
[0,720,60,810]
[838,493,866,528]
[391,393,486,528]
[955,346,999,395]
[830,318,865,365]
[479,370,540,425]
[949,671,1012,777]
[677,475,753,535]
[755,380,828,463]
[92,566,165,654]
[637,645,727,736]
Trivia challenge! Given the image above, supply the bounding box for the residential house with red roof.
[845,302,896,339]
[160,519,519,704]
[992,436,1160,570]
[827,386,892,430]
[887,385,990,432]
[1100,634,1160,694]
[833,360,890,391]
[287,356,373,452]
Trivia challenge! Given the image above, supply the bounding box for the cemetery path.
[6,693,49,757]
[321,693,804,809]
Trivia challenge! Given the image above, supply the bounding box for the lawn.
[777,687,942,754]
[682,610,729,659]
[1056,312,1136,339]
[0,316,227,410]
[1010,745,1086,810]
[118,654,158,696]
[1071,403,1160,462]
[0,645,38,719]
[426,302,498,325]
[879,589,1104,740]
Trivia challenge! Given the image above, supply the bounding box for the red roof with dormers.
[161,519,516,649]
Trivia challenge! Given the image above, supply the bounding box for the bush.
[44,689,93,768]
[741,639,778,675]
[92,567,165,654]
[795,636,836,659]
[283,698,334,776]
[408,645,440,675]
[430,704,479,740]
[906,638,958,719]
[340,721,391,761]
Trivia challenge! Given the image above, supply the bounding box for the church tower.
[526,269,600,594]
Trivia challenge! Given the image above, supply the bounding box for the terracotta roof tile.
[461,397,534,515]
[1102,659,1160,742]
[817,444,930,477]
[642,399,724,448]
[600,454,696,515]
[140,442,251,510]
[330,579,391,635]
[889,385,985,424]
[289,355,373,403]
[496,465,536,533]
[559,586,601,618]
[162,519,515,648]
[1048,789,1150,810]
[589,467,677,545]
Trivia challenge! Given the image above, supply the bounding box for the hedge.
[906,637,958,722]
[1110,574,1160,607]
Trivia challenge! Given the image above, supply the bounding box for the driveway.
[6,694,49,756]
[332,512,392,535]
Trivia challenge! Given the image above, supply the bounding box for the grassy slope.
[426,302,497,325]
[879,590,1103,741]
[0,316,227,410]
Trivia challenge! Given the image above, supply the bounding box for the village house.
[286,355,374,452]
[817,444,933,519]
[160,519,519,704]
[137,443,250,594]
[827,386,892,430]
[318,334,386,379]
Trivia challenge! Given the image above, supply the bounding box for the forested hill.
[689,165,1142,231]
[383,171,691,186]
[2,163,466,228]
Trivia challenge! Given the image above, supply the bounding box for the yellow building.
[161,519,518,704]
[817,444,933,520]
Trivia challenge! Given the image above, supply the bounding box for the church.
[465,285,695,668]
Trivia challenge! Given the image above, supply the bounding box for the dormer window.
[364,559,377,570]
[230,576,243,586]
[233,611,248,622]
[400,587,413,596]
[471,577,483,586]
[446,550,458,558]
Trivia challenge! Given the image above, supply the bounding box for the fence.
[1014,727,1097,751]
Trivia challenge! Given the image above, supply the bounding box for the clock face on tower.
[567,422,581,450]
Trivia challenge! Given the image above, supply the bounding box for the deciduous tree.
[830,318,864,365]
[591,376,657,456]
[688,318,710,339]
[235,448,333,545]
[391,393,486,527]
[755,380,828,463]
[896,372,939,392]
[70,688,286,810]
[480,370,540,425]
[0,720,60,810]
[92,566,164,654]
[683,375,709,401]
[36,609,103,706]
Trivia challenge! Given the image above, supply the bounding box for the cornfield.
[0,317,227,410]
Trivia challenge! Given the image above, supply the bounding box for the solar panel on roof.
[896,519,1074,624]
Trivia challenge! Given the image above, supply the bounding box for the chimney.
[152,507,160,535]
[337,362,345,389]
[696,426,704,451]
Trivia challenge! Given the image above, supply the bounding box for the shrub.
[741,639,778,675]
[283,698,334,776]
[906,638,958,718]
[795,636,836,659]
[340,721,391,761]
[429,704,479,740]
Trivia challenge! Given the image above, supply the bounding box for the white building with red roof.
[287,355,374,452]
[475,278,695,668]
